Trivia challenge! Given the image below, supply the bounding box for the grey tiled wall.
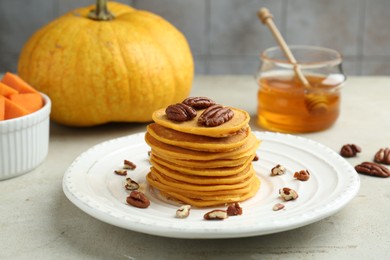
[1,0,390,76]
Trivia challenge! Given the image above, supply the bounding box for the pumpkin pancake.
[147,123,250,152]
[150,159,255,185]
[148,169,256,191]
[147,171,258,196]
[150,154,253,177]
[152,107,250,137]
[145,132,260,161]
[147,175,260,207]
[151,151,253,168]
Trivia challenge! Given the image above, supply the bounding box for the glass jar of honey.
[257,45,346,133]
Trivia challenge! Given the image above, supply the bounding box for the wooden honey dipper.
[257,8,328,113]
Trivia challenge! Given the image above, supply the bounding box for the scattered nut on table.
[176,205,191,218]
[271,164,286,176]
[227,202,243,216]
[279,187,299,201]
[374,148,390,165]
[355,161,390,177]
[340,144,361,157]
[294,170,310,181]
[204,210,228,220]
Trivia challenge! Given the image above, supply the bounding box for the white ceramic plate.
[63,131,360,239]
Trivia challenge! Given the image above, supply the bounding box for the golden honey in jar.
[257,46,346,133]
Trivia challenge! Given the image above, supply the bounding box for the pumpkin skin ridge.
[135,18,177,113]
[19,17,71,89]
[58,17,135,125]
[18,1,194,126]
[101,20,129,123]
[19,6,127,126]
[131,11,180,105]
[108,20,152,122]
[20,16,98,126]
[83,20,118,125]
[122,10,193,108]
[110,7,193,118]
[57,18,106,125]
[71,4,136,124]
[30,19,91,125]
[55,19,98,125]
[82,16,168,124]
[104,6,192,123]
[107,22,133,123]
[111,13,182,121]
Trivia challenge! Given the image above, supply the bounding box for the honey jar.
[257,45,346,133]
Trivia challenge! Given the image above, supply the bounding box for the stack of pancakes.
[145,104,261,207]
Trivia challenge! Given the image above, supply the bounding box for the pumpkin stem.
[88,0,115,21]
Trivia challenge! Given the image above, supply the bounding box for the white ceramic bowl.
[0,93,51,180]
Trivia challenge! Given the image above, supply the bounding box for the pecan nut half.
[271,164,286,176]
[374,148,390,165]
[182,97,216,109]
[279,187,298,201]
[126,190,150,208]
[125,177,139,191]
[204,210,228,220]
[226,202,243,216]
[340,144,361,157]
[293,170,310,181]
[176,205,191,218]
[114,169,127,176]
[123,160,136,170]
[355,161,390,177]
[166,103,197,122]
[198,104,234,127]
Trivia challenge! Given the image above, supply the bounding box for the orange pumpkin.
[18,0,193,126]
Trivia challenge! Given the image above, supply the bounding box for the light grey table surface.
[1,76,389,259]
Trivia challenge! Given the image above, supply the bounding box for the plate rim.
[62,131,360,239]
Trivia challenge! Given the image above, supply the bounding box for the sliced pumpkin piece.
[1,72,38,94]
[0,96,5,120]
[3,98,29,120]
[9,93,43,113]
[0,82,19,97]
